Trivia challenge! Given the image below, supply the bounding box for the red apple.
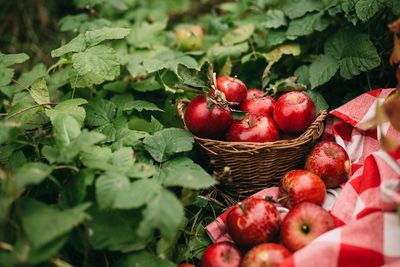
[273,91,316,134]
[184,94,233,139]
[226,114,279,142]
[216,76,247,104]
[240,95,276,117]
[201,241,242,267]
[305,141,350,188]
[280,202,335,252]
[279,170,326,209]
[241,243,291,267]
[246,89,265,100]
[226,197,280,248]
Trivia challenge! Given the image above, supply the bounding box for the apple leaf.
[19,198,90,248]
[143,128,194,162]
[14,162,53,190]
[85,27,131,46]
[159,157,217,189]
[138,188,184,242]
[309,54,339,89]
[222,24,255,46]
[51,33,86,58]
[72,45,120,86]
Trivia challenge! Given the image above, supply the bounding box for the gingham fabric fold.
[205,88,400,267]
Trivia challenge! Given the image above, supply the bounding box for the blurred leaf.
[114,179,162,209]
[286,12,329,37]
[115,250,176,267]
[18,64,47,88]
[111,128,149,150]
[0,52,29,67]
[14,162,53,190]
[53,114,81,149]
[29,78,50,105]
[80,146,113,170]
[19,198,90,248]
[209,42,249,62]
[143,128,194,162]
[45,98,87,126]
[0,66,14,87]
[127,19,168,48]
[309,54,339,88]
[281,0,323,19]
[123,100,163,112]
[306,90,329,111]
[51,34,86,58]
[72,45,120,86]
[85,27,131,46]
[265,44,301,63]
[266,29,287,47]
[138,188,184,242]
[59,14,89,32]
[264,10,287,29]
[159,157,216,189]
[128,116,164,134]
[219,57,232,76]
[222,24,255,46]
[96,172,130,209]
[85,98,116,127]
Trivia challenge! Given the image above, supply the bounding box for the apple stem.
[238,202,246,213]
[301,224,310,234]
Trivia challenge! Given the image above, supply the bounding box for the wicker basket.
[178,99,328,199]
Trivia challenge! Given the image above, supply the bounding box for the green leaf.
[266,29,287,48]
[29,78,50,105]
[264,10,287,29]
[126,162,157,179]
[128,116,164,134]
[85,27,131,46]
[14,162,53,190]
[45,98,87,126]
[176,63,209,89]
[209,42,249,62]
[112,147,135,171]
[355,0,385,22]
[87,209,149,252]
[72,45,120,86]
[306,90,329,112]
[115,250,176,267]
[114,179,162,209]
[51,33,86,58]
[159,157,216,189]
[85,98,116,127]
[0,53,29,67]
[281,0,324,19]
[265,44,301,63]
[80,146,113,170]
[53,114,81,149]
[138,189,184,241]
[127,19,168,48]
[0,66,14,87]
[96,172,130,209]
[111,128,149,150]
[222,24,255,46]
[143,128,194,162]
[59,14,89,32]
[286,12,329,37]
[324,29,381,79]
[294,65,310,85]
[18,64,47,88]
[0,121,20,145]
[309,54,339,88]
[123,100,163,112]
[19,198,90,248]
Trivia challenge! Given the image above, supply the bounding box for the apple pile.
[184,75,317,142]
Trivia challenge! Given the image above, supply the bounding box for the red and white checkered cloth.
[205,88,400,267]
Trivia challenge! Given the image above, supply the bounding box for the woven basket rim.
[177,98,328,152]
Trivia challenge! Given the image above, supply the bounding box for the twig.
[6,103,56,120]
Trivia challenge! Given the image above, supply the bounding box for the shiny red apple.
[184,94,233,139]
[279,170,326,209]
[305,141,350,188]
[246,89,265,100]
[273,91,316,134]
[226,114,279,142]
[216,76,247,104]
[240,95,276,117]
[201,241,242,267]
[241,243,291,267]
[280,202,335,252]
[226,197,280,248]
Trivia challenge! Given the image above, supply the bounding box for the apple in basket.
[241,243,291,267]
[184,94,233,139]
[216,75,248,104]
[273,91,316,134]
[279,170,326,208]
[226,197,280,248]
[305,141,351,188]
[280,202,335,252]
[226,113,280,142]
[201,241,242,267]
[240,95,276,117]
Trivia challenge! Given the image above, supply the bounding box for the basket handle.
[177,99,190,129]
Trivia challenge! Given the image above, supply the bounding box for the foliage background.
[0,0,399,266]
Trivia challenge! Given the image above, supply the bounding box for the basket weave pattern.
[178,99,328,198]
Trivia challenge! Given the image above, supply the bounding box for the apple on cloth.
[205,88,400,266]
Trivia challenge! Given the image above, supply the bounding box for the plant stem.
[6,103,56,119]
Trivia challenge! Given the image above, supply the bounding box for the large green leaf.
[222,24,255,46]
[19,198,90,248]
[14,162,53,190]
[80,146,113,170]
[143,128,194,162]
[264,10,287,29]
[85,27,131,46]
[309,54,339,88]
[324,29,380,79]
[0,52,29,67]
[51,33,86,58]
[286,12,329,37]
[159,157,217,189]
[113,179,162,209]
[96,172,131,209]
[281,0,323,19]
[138,188,184,241]
[53,114,81,149]
[45,98,87,126]
[127,19,168,48]
[85,98,116,127]
[87,209,149,252]
[72,45,120,86]
[355,0,385,22]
